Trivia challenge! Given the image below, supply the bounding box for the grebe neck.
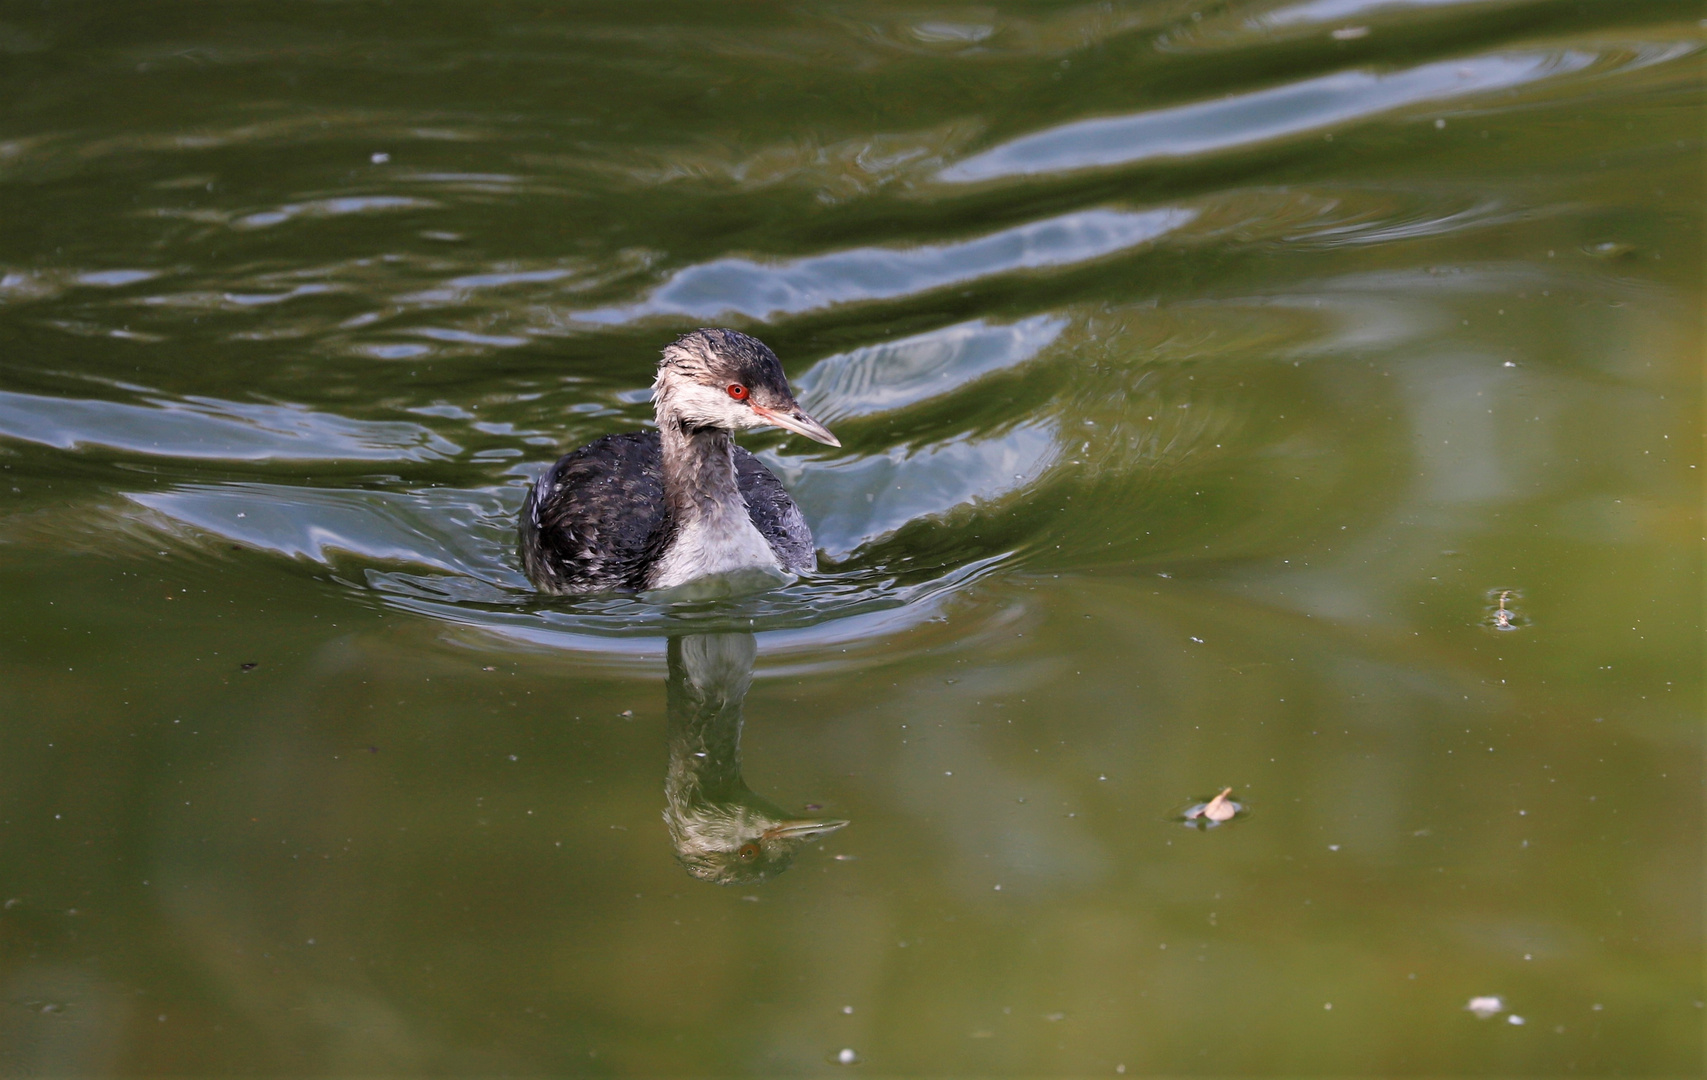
[659,419,744,531]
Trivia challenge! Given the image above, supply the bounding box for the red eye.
[738,842,759,861]
[727,383,748,400]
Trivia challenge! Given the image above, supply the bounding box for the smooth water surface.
[1,1,1701,1074]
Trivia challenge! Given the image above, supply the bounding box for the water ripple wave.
[0,389,460,462]
[938,50,1594,182]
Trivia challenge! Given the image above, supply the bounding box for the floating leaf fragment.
[1484,587,1526,631]
[1180,788,1244,828]
[1203,788,1237,822]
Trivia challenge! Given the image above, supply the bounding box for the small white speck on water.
[1435,118,1446,129]
[371,152,390,164]
[1508,1015,1525,1025]
[836,1048,858,1065]
[842,1006,853,1014]
[1324,1002,1333,1010]
[1328,844,1340,851]
[1467,996,1503,1018]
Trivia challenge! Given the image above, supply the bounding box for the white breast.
[647,506,783,591]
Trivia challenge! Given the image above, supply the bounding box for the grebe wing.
[733,447,814,575]
[521,432,667,593]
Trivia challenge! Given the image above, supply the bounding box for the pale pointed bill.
[752,403,840,447]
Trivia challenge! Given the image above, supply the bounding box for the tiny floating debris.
[1466,995,1504,1019]
[1583,241,1636,259]
[1179,788,1244,828]
[835,1048,859,1065]
[1483,588,1527,631]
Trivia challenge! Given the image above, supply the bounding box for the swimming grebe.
[519,328,839,594]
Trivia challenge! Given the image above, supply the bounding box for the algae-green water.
[1,2,1700,1074]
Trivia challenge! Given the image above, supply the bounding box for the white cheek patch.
[668,383,752,429]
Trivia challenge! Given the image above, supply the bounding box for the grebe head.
[654,328,839,446]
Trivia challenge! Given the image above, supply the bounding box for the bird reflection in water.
[664,633,847,884]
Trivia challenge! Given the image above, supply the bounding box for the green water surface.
[1,1,1701,1075]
